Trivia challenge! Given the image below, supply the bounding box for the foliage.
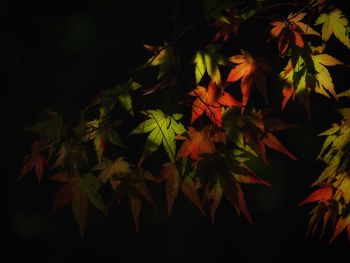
[18,0,350,244]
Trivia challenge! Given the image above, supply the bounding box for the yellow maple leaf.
[315,9,350,49]
[312,52,343,98]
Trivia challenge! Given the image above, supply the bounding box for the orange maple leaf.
[176,126,215,161]
[227,50,272,107]
[270,12,320,55]
[189,81,241,127]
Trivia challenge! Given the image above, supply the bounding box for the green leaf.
[130,109,185,163]
[194,51,206,85]
[315,9,350,49]
[193,45,227,85]
[83,174,108,216]
[101,80,142,116]
[143,43,174,79]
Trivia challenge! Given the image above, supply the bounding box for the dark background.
[3,0,350,262]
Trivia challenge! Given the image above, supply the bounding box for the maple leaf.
[143,43,174,79]
[77,118,125,163]
[176,126,215,161]
[158,158,206,215]
[18,140,48,183]
[197,152,270,223]
[103,81,142,115]
[207,179,223,223]
[312,51,343,98]
[51,171,107,237]
[83,80,142,116]
[211,10,243,42]
[227,50,272,107]
[110,166,156,231]
[128,194,142,231]
[223,108,297,163]
[93,157,133,190]
[330,214,350,243]
[315,9,350,49]
[189,81,241,127]
[193,45,228,85]
[130,109,185,163]
[270,12,320,55]
[159,162,181,215]
[279,47,342,114]
[181,176,205,215]
[299,186,333,205]
[317,110,350,168]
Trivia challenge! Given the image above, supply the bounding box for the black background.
[3,0,350,262]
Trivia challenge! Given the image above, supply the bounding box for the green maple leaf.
[315,9,350,49]
[193,44,228,85]
[316,109,350,182]
[143,43,174,79]
[101,80,142,116]
[279,46,342,116]
[130,109,185,163]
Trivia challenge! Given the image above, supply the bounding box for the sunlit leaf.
[176,126,215,161]
[193,45,228,85]
[143,43,174,79]
[315,9,350,49]
[189,81,241,127]
[300,186,333,205]
[131,109,185,163]
[227,50,272,106]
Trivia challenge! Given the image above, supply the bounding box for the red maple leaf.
[18,140,48,183]
[176,126,215,161]
[299,186,333,205]
[189,81,241,127]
